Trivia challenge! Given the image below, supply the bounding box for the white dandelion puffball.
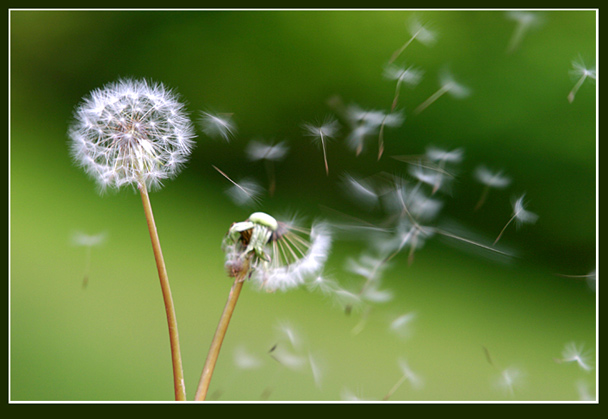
[68,78,196,192]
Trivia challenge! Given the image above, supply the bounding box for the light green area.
[10,10,596,402]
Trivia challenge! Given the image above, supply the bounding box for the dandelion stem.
[494,213,517,245]
[382,374,407,401]
[568,75,587,103]
[195,264,249,401]
[320,133,329,175]
[138,183,187,401]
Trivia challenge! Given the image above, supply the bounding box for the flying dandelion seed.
[555,342,594,371]
[383,357,423,400]
[389,312,417,339]
[576,379,595,401]
[71,231,107,288]
[494,366,525,396]
[505,11,543,53]
[245,139,289,196]
[212,165,263,207]
[384,63,424,111]
[340,173,380,211]
[424,146,463,194]
[414,70,470,115]
[473,165,512,210]
[199,111,237,142]
[494,194,538,245]
[567,57,596,103]
[233,345,263,370]
[388,16,437,64]
[302,118,340,175]
[344,105,403,157]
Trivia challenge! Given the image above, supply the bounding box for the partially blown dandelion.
[68,78,195,401]
[195,212,331,400]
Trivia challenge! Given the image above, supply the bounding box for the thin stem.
[494,213,517,245]
[195,265,249,401]
[138,183,187,401]
[382,374,407,401]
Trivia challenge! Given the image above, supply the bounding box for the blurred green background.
[10,9,596,402]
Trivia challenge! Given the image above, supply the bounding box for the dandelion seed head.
[68,78,196,192]
[199,111,236,142]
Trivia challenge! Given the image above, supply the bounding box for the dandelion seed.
[268,344,307,371]
[199,111,236,142]
[494,366,525,396]
[473,165,511,210]
[213,165,263,207]
[340,173,380,211]
[388,16,437,64]
[505,11,543,53]
[576,379,595,401]
[556,342,593,371]
[414,70,470,115]
[383,357,423,400]
[245,139,289,162]
[389,312,417,339]
[68,78,196,192]
[568,57,596,103]
[245,139,289,196]
[308,351,324,389]
[222,212,332,292]
[494,194,538,245]
[344,105,403,157]
[424,146,463,193]
[302,118,340,175]
[233,345,263,370]
[384,63,424,111]
[71,231,107,288]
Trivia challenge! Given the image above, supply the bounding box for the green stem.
[139,183,187,401]
[195,266,248,401]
